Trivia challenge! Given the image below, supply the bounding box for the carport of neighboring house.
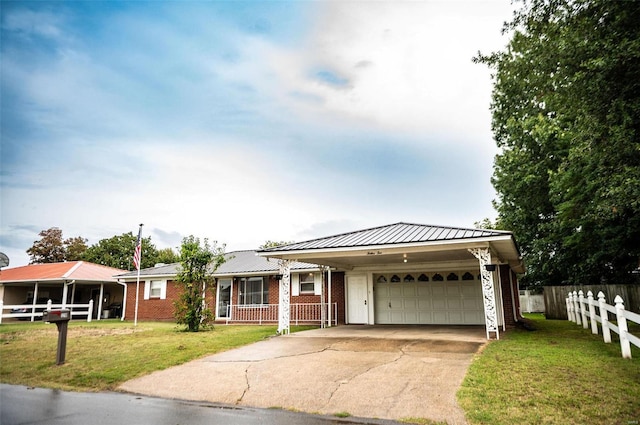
[259,222,526,339]
[0,261,128,320]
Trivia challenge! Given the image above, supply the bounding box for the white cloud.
[255,1,511,147]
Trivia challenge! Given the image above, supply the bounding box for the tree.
[27,228,66,263]
[173,236,226,332]
[82,232,158,270]
[476,0,640,286]
[27,227,87,263]
[64,236,88,261]
[259,240,294,249]
[156,247,180,264]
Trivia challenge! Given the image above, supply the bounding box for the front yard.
[458,314,640,425]
[0,321,313,391]
[1,316,638,424]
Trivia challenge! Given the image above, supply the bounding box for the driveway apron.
[118,326,486,424]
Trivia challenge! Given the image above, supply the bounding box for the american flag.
[133,225,142,271]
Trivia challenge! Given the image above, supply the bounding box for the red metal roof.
[0,261,126,283]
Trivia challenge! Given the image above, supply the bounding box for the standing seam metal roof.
[261,222,512,252]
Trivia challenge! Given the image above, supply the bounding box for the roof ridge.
[62,261,83,278]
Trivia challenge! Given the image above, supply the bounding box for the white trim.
[258,237,513,258]
[292,274,300,296]
[144,281,150,300]
[313,273,322,296]
[62,261,83,278]
[159,280,167,300]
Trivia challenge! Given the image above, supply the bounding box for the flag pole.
[133,223,143,327]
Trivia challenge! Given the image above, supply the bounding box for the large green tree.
[27,227,88,263]
[82,232,158,270]
[173,236,226,332]
[477,0,640,286]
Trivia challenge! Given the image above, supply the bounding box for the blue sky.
[1,1,513,267]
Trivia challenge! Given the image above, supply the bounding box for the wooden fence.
[544,284,640,319]
[566,290,640,359]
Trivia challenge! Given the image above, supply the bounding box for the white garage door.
[374,272,485,325]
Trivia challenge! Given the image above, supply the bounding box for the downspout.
[496,266,506,331]
[119,279,127,321]
[509,269,518,322]
[62,280,75,309]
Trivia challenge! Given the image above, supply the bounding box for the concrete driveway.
[119,325,486,424]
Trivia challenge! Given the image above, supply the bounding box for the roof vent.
[154,263,166,267]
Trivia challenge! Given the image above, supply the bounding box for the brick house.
[116,250,344,325]
[118,222,525,340]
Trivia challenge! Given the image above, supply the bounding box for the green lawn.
[0,320,313,391]
[458,314,640,425]
[2,317,639,424]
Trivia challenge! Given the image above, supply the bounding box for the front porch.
[223,302,339,326]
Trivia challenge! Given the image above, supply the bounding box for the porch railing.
[0,300,94,324]
[225,303,338,326]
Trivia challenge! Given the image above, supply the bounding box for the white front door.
[347,274,368,324]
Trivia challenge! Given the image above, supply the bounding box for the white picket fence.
[566,290,640,359]
[0,299,94,324]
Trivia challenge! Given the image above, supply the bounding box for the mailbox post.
[43,309,71,365]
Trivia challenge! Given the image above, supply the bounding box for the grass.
[457,314,640,425]
[0,320,315,391]
[3,317,640,424]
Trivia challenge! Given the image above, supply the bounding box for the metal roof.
[0,261,127,283]
[260,222,512,252]
[115,250,321,279]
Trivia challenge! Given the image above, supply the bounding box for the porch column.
[327,267,332,327]
[31,282,39,322]
[469,248,499,340]
[98,283,104,321]
[278,260,291,335]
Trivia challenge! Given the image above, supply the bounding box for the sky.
[1,0,514,268]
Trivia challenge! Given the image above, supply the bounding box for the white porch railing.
[566,290,640,359]
[0,299,94,324]
[225,303,338,326]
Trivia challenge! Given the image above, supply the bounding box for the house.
[116,222,524,340]
[116,250,340,324]
[0,261,128,321]
[259,222,525,339]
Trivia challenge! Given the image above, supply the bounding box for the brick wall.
[124,280,216,322]
[498,265,521,326]
[125,272,347,323]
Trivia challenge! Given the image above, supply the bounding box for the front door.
[217,279,232,318]
[347,274,368,324]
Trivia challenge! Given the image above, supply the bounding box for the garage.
[374,271,485,325]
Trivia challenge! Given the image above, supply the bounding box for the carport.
[0,261,127,321]
[258,222,525,339]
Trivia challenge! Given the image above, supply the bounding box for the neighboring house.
[115,250,342,324]
[0,261,128,320]
[259,222,525,339]
[116,222,524,340]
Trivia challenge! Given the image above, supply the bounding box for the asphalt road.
[0,384,401,425]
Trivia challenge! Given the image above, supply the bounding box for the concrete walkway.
[119,326,486,424]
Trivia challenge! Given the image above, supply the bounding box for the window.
[150,280,162,297]
[144,280,167,300]
[239,277,268,305]
[299,273,315,294]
